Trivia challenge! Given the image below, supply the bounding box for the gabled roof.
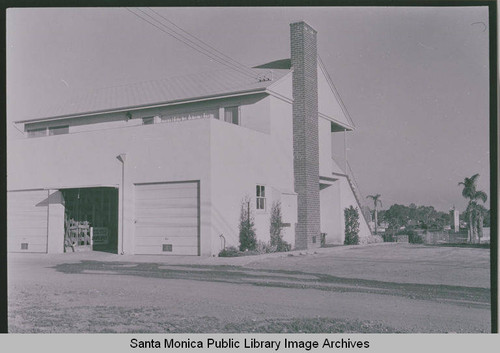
[253,59,291,70]
[260,57,355,131]
[18,57,355,130]
[317,58,355,131]
[18,68,290,123]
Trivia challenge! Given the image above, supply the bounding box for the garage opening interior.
[60,187,118,253]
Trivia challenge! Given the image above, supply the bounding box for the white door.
[8,190,49,253]
[134,182,199,255]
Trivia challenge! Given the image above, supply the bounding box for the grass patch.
[426,243,490,249]
[224,317,401,333]
[9,305,400,333]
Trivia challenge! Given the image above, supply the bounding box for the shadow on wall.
[35,191,63,207]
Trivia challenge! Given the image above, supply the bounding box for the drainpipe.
[116,153,127,255]
[219,234,226,250]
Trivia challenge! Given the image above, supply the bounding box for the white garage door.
[8,190,49,253]
[134,182,199,255]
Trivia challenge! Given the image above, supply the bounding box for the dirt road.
[8,243,491,333]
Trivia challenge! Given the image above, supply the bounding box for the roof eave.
[319,112,354,131]
[317,56,356,129]
[16,87,269,125]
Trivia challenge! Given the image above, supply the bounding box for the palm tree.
[475,204,488,244]
[458,174,487,243]
[366,194,382,234]
[464,202,477,243]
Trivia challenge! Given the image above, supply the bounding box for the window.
[28,126,69,137]
[27,127,47,138]
[142,116,154,125]
[224,107,239,125]
[161,109,219,123]
[256,185,266,210]
[48,125,69,135]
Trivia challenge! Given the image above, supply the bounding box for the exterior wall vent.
[162,244,173,252]
[21,243,29,250]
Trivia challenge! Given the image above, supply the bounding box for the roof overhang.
[320,113,354,132]
[317,56,356,130]
[16,87,269,125]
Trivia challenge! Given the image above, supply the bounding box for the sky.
[6,6,491,213]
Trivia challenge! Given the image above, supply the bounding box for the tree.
[475,204,488,243]
[469,189,487,243]
[383,204,408,230]
[483,209,491,227]
[408,203,417,222]
[366,194,382,234]
[239,196,257,251]
[458,174,487,243]
[344,206,360,245]
[379,203,450,231]
[269,201,291,252]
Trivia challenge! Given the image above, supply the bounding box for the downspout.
[116,153,127,254]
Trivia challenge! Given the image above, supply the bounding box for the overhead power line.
[146,7,256,76]
[125,7,258,80]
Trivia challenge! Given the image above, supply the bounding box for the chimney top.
[290,21,317,34]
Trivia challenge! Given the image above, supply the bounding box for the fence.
[382,229,474,244]
[422,230,468,244]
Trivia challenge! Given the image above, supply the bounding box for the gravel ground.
[7,243,491,333]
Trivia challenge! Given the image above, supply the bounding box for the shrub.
[218,246,240,257]
[382,229,396,242]
[320,233,327,247]
[359,235,384,244]
[256,240,277,254]
[269,201,292,252]
[239,196,257,251]
[344,206,360,245]
[407,230,424,244]
[390,229,423,244]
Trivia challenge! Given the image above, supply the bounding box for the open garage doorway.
[60,187,118,253]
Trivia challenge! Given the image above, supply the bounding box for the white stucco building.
[7,21,371,256]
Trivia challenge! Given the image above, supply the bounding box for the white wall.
[10,80,370,255]
[7,189,49,253]
[277,191,297,246]
[320,181,343,244]
[331,131,347,174]
[319,176,372,245]
[209,95,295,254]
[47,190,65,253]
[9,93,288,256]
[22,94,271,137]
[338,177,372,241]
[9,117,213,255]
[319,117,333,178]
[239,94,270,133]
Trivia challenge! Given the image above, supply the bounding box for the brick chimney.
[290,21,321,249]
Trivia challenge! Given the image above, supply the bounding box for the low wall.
[419,230,490,244]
